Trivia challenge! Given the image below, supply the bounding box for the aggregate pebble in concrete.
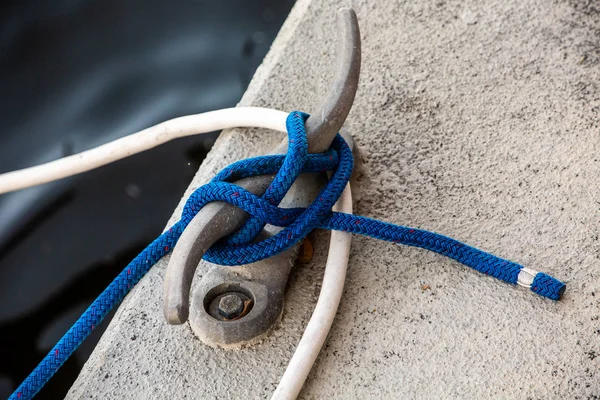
[69,0,600,398]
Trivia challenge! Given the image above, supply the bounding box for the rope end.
[530,272,566,300]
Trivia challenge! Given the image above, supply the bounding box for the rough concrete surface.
[69,0,600,398]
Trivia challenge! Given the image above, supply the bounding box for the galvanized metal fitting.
[217,293,246,320]
[163,7,362,348]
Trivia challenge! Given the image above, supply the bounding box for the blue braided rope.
[10,111,566,399]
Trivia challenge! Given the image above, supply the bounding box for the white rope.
[0,107,287,194]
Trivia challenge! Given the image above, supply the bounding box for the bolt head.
[218,293,244,319]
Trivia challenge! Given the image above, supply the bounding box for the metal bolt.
[218,293,245,320]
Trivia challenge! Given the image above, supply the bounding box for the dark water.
[0,1,294,397]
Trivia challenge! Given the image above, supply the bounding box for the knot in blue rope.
[180,111,353,265]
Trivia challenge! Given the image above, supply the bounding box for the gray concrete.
[69,0,600,398]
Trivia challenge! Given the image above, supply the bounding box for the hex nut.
[218,293,245,319]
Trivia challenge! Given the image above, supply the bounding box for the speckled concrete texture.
[69,0,600,398]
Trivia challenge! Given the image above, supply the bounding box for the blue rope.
[10,111,566,399]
